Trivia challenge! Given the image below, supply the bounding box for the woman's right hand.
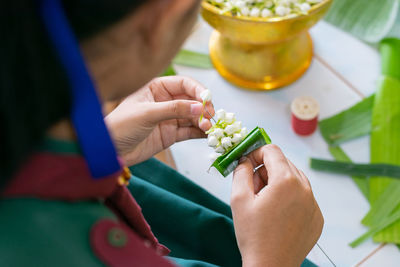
[231,144,324,267]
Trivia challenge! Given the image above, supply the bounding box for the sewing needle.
[205,108,217,123]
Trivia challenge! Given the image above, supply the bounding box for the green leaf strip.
[319,95,374,145]
[328,146,369,199]
[173,49,213,69]
[369,75,400,243]
[362,182,400,227]
[310,158,400,179]
[350,207,400,248]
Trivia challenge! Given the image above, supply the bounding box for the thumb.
[147,100,203,124]
[231,157,255,207]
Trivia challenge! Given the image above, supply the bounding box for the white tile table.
[170,18,400,266]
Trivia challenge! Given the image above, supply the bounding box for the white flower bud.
[250,8,260,17]
[215,109,226,121]
[225,121,242,135]
[215,145,225,153]
[240,127,248,138]
[240,6,250,16]
[275,5,288,16]
[200,89,212,102]
[221,137,232,149]
[209,152,222,162]
[225,112,235,123]
[207,135,219,147]
[232,133,243,144]
[233,121,242,130]
[235,0,245,8]
[212,128,224,139]
[224,124,236,135]
[300,3,311,12]
[261,8,272,17]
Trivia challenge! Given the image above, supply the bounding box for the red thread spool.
[291,96,319,136]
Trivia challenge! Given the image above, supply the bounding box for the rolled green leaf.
[310,158,400,179]
[212,127,271,177]
[173,49,213,69]
[324,0,400,43]
[319,95,374,145]
[369,75,400,243]
[328,146,369,199]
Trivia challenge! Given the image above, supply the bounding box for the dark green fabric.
[130,158,317,267]
[131,159,232,218]
[39,137,81,154]
[0,198,115,267]
[168,257,219,267]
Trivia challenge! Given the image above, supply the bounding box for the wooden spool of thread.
[291,96,320,136]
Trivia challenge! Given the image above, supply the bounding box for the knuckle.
[230,193,245,208]
[170,101,180,115]
[265,144,281,153]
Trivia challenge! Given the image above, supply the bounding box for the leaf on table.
[328,146,369,199]
[362,181,400,227]
[310,158,400,179]
[319,95,374,146]
[350,207,400,248]
[162,65,177,76]
[324,0,400,43]
[173,49,213,69]
[369,75,400,243]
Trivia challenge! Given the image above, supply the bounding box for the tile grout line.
[314,53,365,99]
[353,243,386,267]
[314,53,388,266]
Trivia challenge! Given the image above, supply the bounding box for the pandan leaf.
[310,159,400,179]
[328,146,369,199]
[319,95,374,145]
[173,49,213,69]
[369,75,400,243]
[362,182,400,227]
[324,0,400,43]
[350,207,400,248]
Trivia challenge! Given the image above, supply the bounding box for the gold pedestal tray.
[201,0,333,90]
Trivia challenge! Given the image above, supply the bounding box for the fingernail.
[190,103,203,115]
[239,156,247,164]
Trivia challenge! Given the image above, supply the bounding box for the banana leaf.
[325,0,400,43]
[319,96,374,145]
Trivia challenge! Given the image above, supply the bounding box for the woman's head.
[0,0,201,186]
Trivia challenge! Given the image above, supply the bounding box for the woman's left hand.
[105,76,214,166]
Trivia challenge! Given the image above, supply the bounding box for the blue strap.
[39,0,121,178]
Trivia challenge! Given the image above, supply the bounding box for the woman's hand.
[105,76,214,166]
[231,145,324,267]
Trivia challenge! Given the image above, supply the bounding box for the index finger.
[152,76,206,102]
[152,76,215,118]
[248,144,292,186]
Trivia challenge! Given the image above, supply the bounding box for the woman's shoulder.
[0,198,116,267]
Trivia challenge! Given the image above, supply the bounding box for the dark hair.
[0,0,145,189]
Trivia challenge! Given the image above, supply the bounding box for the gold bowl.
[201,0,333,90]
